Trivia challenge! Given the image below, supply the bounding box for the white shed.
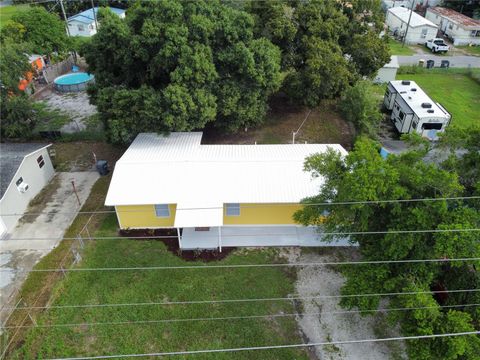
[0,144,54,238]
[386,7,438,44]
[67,7,126,37]
[425,7,480,46]
[374,56,399,84]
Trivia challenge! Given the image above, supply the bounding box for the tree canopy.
[294,138,480,359]
[83,1,282,144]
[1,6,69,56]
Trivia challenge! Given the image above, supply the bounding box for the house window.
[449,23,453,30]
[226,203,240,216]
[78,24,85,31]
[399,111,406,121]
[154,204,170,218]
[471,30,480,37]
[16,177,23,186]
[37,155,45,168]
[421,28,428,38]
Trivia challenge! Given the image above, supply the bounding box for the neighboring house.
[386,7,438,44]
[382,0,443,10]
[0,144,54,238]
[374,55,399,84]
[105,133,350,250]
[425,7,480,45]
[67,7,126,37]
[384,80,451,140]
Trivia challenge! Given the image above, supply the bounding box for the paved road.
[397,55,480,68]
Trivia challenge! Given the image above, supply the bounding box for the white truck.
[425,38,450,53]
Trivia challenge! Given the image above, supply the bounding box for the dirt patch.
[51,142,124,172]
[203,96,355,150]
[34,88,97,133]
[119,228,236,262]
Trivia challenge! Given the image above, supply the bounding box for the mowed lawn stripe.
[396,73,480,129]
[10,215,309,360]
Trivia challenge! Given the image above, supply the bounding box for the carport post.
[176,228,182,249]
[218,227,222,253]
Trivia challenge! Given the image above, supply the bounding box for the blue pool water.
[54,72,94,85]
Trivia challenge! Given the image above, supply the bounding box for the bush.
[339,80,383,137]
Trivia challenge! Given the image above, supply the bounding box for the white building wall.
[0,147,54,236]
[387,11,438,44]
[68,20,96,37]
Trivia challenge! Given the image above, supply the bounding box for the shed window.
[16,177,23,186]
[154,204,170,218]
[449,24,453,30]
[422,123,443,130]
[399,111,406,120]
[226,203,240,216]
[421,28,428,38]
[37,155,45,168]
[78,24,85,31]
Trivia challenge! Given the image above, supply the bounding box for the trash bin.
[426,60,435,69]
[418,59,425,67]
[441,60,450,68]
[96,160,109,176]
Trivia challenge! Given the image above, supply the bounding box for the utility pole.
[402,0,416,47]
[59,0,70,37]
[91,0,98,32]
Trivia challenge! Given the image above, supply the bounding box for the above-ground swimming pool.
[54,72,94,92]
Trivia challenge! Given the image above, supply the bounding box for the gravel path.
[284,248,406,360]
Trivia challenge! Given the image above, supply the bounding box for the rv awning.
[174,201,224,228]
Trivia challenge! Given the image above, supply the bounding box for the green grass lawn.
[396,72,480,129]
[0,5,29,28]
[388,40,415,56]
[456,45,480,56]
[9,215,309,359]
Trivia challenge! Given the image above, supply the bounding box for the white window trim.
[225,203,240,216]
[154,204,170,218]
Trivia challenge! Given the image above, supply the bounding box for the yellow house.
[105,132,348,250]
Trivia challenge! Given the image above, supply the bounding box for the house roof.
[105,132,348,210]
[67,7,125,24]
[427,7,480,29]
[388,7,438,28]
[388,80,451,119]
[0,143,50,199]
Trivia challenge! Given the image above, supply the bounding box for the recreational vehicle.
[384,80,451,140]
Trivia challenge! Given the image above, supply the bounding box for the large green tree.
[294,138,480,359]
[4,7,69,55]
[83,1,282,144]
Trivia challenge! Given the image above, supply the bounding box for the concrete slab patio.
[0,171,99,327]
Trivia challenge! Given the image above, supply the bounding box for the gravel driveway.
[0,172,99,327]
[284,248,406,360]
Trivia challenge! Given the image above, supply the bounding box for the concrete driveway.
[0,172,99,326]
[397,55,480,68]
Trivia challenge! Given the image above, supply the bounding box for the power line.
[1,195,479,217]
[3,227,480,242]
[45,331,480,360]
[4,288,479,311]
[3,257,479,274]
[4,303,479,330]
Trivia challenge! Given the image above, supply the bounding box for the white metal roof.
[388,7,438,28]
[389,80,450,119]
[105,133,347,207]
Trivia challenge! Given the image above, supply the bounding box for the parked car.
[425,38,450,53]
